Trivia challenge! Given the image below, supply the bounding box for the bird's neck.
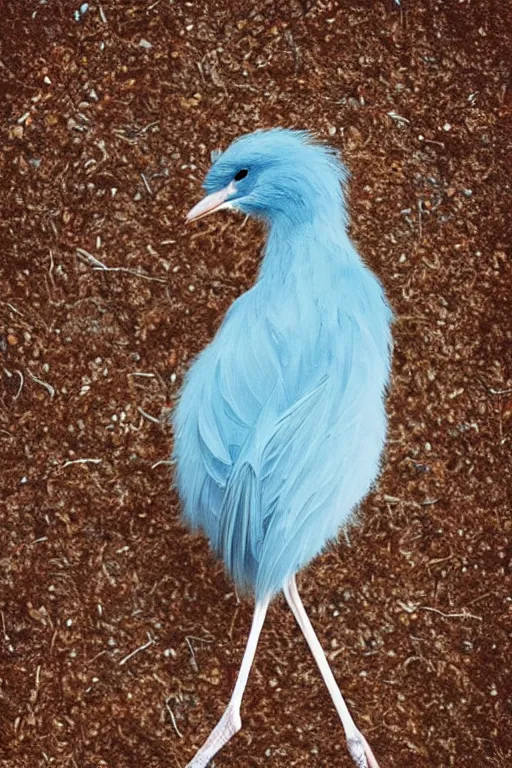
[259,209,359,286]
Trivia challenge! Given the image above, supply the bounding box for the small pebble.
[74,3,88,21]
[11,125,24,139]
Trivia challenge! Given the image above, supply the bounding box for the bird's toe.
[347,733,369,768]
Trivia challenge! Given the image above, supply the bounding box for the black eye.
[234,169,248,181]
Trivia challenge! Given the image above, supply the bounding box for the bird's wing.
[213,307,384,597]
[172,293,284,525]
[252,312,388,598]
[214,372,331,590]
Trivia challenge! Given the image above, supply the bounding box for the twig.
[5,302,24,318]
[164,697,183,738]
[3,301,49,330]
[27,369,55,399]
[228,605,240,641]
[127,372,156,378]
[76,248,167,283]
[478,377,512,397]
[76,249,108,269]
[0,610,8,641]
[423,138,445,148]
[0,609,14,653]
[137,406,161,424]
[48,249,57,291]
[141,173,152,195]
[387,111,410,125]
[141,121,160,133]
[119,633,154,666]
[465,591,495,608]
[98,4,107,23]
[152,459,173,469]
[419,606,482,622]
[62,458,103,468]
[488,386,512,396]
[398,600,418,614]
[417,198,423,242]
[4,368,24,400]
[86,650,107,666]
[185,637,201,672]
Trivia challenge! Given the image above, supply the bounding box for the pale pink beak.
[186,182,236,223]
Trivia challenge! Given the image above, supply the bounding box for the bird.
[172,128,392,768]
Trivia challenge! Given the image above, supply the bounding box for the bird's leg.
[185,598,269,768]
[283,576,381,768]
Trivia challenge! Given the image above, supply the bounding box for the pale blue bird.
[173,128,392,768]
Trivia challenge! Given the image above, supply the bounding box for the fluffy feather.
[173,129,393,600]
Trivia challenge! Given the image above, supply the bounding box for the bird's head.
[186,128,348,229]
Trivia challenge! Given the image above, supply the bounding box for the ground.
[1,1,511,767]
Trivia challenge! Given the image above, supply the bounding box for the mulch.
[1,1,511,767]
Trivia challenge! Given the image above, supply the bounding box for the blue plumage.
[173,128,393,601]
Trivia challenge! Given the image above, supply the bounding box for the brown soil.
[1,1,511,767]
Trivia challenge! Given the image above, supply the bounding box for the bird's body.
[173,129,392,768]
[175,212,391,600]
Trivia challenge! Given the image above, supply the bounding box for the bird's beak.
[186,182,236,223]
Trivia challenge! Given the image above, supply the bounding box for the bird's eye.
[234,169,248,181]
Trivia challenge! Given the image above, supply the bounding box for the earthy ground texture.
[1,1,511,767]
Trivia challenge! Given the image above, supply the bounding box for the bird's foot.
[347,729,381,768]
[185,704,242,768]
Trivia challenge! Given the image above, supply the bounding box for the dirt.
[1,1,511,767]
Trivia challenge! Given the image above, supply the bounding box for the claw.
[185,706,242,768]
[347,730,381,768]
[347,733,368,768]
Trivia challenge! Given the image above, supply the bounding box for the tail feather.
[216,462,260,591]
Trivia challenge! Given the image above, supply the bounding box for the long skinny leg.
[283,576,381,768]
[185,598,269,768]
